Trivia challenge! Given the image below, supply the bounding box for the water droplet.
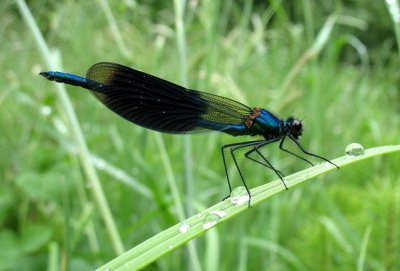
[54,118,67,133]
[168,244,174,249]
[345,143,365,157]
[375,148,380,152]
[40,106,52,116]
[179,222,190,233]
[197,213,202,218]
[209,208,227,218]
[300,173,309,181]
[202,212,222,229]
[230,186,250,205]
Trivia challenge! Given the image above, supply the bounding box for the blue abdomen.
[39,71,103,90]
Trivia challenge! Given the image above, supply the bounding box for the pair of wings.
[85,62,253,134]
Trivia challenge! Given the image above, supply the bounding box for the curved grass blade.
[97,145,400,270]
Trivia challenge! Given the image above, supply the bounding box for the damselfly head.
[286,117,303,138]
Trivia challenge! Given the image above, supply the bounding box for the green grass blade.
[97,0,132,59]
[358,225,372,271]
[385,0,400,59]
[173,1,201,270]
[97,145,400,270]
[15,0,125,255]
[245,237,309,271]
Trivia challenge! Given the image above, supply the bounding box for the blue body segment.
[41,71,103,89]
[43,71,89,87]
[40,62,338,203]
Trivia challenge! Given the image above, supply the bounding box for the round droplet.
[54,118,67,133]
[345,143,365,157]
[179,222,190,233]
[230,186,250,205]
[168,244,174,249]
[40,106,52,116]
[300,173,309,181]
[202,212,222,229]
[209,208,227,218]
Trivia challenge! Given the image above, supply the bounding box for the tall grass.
[2,0,400,270]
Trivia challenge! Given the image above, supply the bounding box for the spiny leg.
[278,136,314,166]
[285,135,340,169]
[244,145,285,178]
[221,140,265,205]
[244,142,288,189]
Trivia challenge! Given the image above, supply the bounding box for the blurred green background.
[1,0,400,270]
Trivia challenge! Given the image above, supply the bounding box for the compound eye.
[291,119,303,136]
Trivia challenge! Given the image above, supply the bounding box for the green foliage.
[2,0,400,270]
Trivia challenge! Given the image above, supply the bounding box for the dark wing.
[86,62,252,134]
